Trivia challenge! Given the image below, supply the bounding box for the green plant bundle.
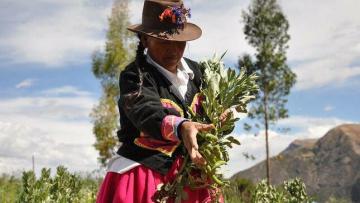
[154,54,259,203]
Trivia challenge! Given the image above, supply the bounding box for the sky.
[0,0,359,178]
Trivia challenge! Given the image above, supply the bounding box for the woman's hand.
[180,121,214,166]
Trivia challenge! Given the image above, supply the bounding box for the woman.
[97,0,225,202]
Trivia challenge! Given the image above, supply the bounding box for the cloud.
[0,121,98,174]
[0,87,102,174]
[15,78,36,89]
[2,0,360,91]
[292,58,360,91]
[279,0,360,90]
[128,0,143,23]
[184,0,254,64]
[324,105,334,112]
[0,95,95,121]
[222,115,355,178]
[0,0,112,67]
[41,85,92,97]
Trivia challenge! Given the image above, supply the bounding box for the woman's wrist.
[178,120,190,140]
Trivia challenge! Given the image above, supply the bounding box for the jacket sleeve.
[119,68,187,141]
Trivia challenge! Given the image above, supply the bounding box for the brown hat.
[127,0,202,41]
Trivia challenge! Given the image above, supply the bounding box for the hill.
[232,124,360,202]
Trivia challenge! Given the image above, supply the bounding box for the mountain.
[232,124,360,203]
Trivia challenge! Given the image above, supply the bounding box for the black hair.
[134,34,146,96]
[123,34,146,109]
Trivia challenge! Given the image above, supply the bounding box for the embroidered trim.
[189,93,203,115]
[161,115,186,140]
[134,137,180,157]
[160,98,184,117]
[132,99,185,157]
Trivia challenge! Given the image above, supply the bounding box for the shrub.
[224,177,313,203]
[17,166,101,203]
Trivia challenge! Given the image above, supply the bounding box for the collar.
[146,53,194,80]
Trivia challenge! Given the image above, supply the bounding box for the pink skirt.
[96,156,224,203]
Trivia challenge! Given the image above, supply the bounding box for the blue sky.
[0,0,359,177]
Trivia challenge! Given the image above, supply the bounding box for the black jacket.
[116,58,203,175]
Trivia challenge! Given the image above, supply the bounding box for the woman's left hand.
[180,121,214,166]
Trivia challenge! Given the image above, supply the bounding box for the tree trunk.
[264,92,271,186]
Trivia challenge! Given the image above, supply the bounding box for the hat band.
[142,18,179,30]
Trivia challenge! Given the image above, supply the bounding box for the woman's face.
[142,35,186,73]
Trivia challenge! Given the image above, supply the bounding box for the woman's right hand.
[180,121,214,166]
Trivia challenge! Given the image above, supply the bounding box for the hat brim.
[127,22,202,42]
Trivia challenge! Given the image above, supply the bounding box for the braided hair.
[123,34,146,108]
[134,34,146,96]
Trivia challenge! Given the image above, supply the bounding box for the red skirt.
[96,156,224,203]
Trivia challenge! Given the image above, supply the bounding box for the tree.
[91,0,135,166]
[238,0,296,185]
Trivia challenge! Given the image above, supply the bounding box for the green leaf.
[226,136,241,145]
